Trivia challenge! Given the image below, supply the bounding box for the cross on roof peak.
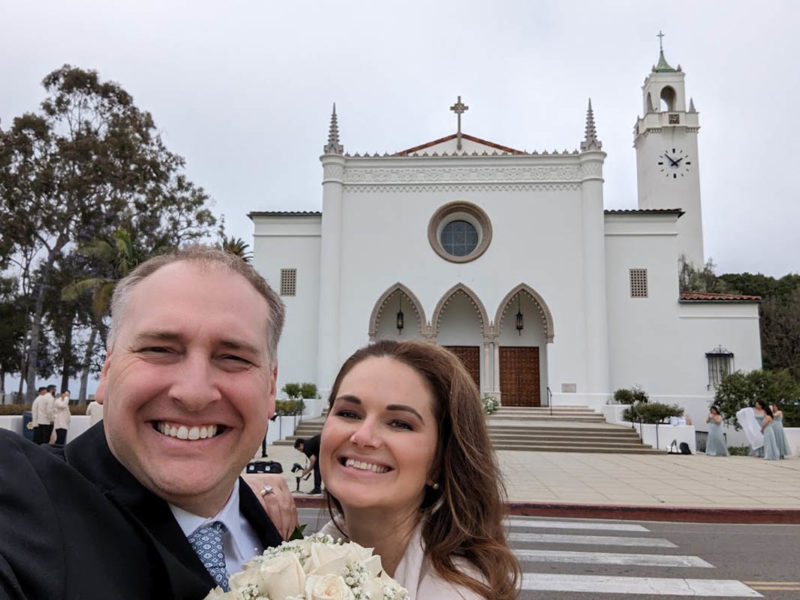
[449,96,469,150]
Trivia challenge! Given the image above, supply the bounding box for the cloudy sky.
[2,0,798,276]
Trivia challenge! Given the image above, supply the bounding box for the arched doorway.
[494,285,553,406]
[432,284,489,391]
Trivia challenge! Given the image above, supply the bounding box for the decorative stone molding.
[431,284,490,339]
[493,284,555,342]
[322,163,344,182]
[344,183,581,194]
[579,161,603,179]
[343,165,581,185]
[368,284,431,341]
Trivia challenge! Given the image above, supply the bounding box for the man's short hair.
[38,387,46,393]
[293,438,305,450]
[108,245,285,369]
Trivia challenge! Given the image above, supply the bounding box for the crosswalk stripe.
[521,573,762,597]
[509,532,677,548]
[506,518,649,532]
[515,549,712,568]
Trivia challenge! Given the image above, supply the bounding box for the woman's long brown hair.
[324,340,520,599]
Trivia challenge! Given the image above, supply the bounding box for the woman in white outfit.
[53,389,71,445]
[318,340,520,600]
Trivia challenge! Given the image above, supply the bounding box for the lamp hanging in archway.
[396,296,405,335]
[515,295,524,335]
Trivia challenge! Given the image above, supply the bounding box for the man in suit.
[0,246,293,599]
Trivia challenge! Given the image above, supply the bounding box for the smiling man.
[0,246,290,599]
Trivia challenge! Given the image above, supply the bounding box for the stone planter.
[626,422,696,453]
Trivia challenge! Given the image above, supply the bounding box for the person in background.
[769,403,791,459]
[0,246,297,598]
[32,386,55,444]
[30,387,47,444]
[704,406,728,456]
[318,340,520,600]
[754,400,780,460]
[294,434,322,494]
[86,397,104,426]
[53,389,72,445]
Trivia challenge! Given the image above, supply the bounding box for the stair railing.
[546,386,553,416]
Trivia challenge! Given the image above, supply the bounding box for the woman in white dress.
[318,340,520,600]
[705,406,728,456]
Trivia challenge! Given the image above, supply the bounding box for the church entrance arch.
[494,285,553,407]
[432,284,489,392]
[368,283,429,342]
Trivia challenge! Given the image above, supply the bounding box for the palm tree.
[220,236,253,262]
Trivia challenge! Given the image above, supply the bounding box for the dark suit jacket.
[0,425,282,599]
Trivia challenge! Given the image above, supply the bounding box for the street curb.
[293,495,800,524]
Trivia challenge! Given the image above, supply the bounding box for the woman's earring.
[431,482,440,491]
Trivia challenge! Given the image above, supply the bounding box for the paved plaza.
[257,444,800,521]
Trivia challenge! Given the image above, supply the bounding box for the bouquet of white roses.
[205,534,408,600]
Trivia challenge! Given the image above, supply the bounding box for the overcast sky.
[2,0,798,277]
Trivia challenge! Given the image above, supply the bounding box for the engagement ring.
[259,485,274,497]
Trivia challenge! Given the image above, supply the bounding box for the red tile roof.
[395,133,526,156]
[679,291,761,303]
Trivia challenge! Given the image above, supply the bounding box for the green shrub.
[728,445,751,456]
[631,386,649,404]
[282,383,301,399]
[623,401,684,424]
[274,399,305,416]
[613,388,635,404]
[299,383,318,399]
[282,382,319,400]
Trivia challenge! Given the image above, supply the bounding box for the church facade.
[250,48,761,421]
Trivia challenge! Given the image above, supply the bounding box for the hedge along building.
[250,46,761,417]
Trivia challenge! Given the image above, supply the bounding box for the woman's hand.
[244,474,299,540]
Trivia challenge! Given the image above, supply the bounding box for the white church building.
[250,46,761,419]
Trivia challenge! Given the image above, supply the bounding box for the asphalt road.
[298,509,800,599]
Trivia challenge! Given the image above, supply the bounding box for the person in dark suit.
[0,246,294,599]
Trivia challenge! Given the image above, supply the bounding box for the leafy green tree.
[760,288,800,380]
[0,277,26,396]
[0,65,216,401]
[714,369,800,428]
[678,256,731,293]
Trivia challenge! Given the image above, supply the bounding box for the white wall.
[251,214,321,394]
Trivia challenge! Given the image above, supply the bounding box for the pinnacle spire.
[323,103,343,154]
[580,98,602,151]
[653,30,676,72]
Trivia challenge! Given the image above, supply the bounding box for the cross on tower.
[450,95,469,150]
[657,30,665,52]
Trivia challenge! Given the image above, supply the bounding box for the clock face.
[657,148,692,179]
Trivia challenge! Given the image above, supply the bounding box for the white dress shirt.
[170,483,264,576]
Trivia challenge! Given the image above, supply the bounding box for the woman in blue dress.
[705,406,728,456]
[754,401,780,461]
[770,403,791,458]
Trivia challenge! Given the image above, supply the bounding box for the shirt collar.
[170,484,256,565]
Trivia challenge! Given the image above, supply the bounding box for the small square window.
[629,268,648,298]
[280,269,297,296]
[668,113,680,124]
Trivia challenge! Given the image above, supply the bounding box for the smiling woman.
[318,340,520,600]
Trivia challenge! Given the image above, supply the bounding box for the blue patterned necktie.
[188,521,230,591]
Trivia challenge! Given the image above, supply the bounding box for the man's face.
[96,261,277,516]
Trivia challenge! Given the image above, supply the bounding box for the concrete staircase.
[274,406,661,454]
[488,406,661,453]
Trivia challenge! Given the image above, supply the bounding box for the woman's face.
[754,402,765,412]
[320,356,439,516]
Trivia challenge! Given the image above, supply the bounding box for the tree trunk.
[24,252,56,402]
[0,368,5,404]
[59,312,75,394]
[78,325,99,404]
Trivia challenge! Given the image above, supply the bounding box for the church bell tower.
[634,34,704,267]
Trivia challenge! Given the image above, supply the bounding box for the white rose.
[229,552,306,599]
[305,574,355,600]
[307,541,364,576]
